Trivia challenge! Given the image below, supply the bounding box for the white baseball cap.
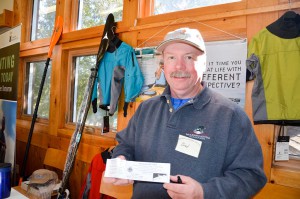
[156,28,205,53]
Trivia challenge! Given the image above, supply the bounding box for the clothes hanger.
[107,26,123,52]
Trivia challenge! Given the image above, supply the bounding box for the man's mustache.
[170,71,191,78]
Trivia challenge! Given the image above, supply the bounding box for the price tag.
[275,136,290,161]
[103,116,110,133]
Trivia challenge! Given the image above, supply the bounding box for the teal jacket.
[92,42,144,116]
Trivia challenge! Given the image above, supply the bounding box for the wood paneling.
[44,148,67,171]
[13,0,32,42]
[0,9,13,28]
[271,167,300,189]
[254,183,300,199]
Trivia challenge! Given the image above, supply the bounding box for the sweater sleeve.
[202,108,267,199]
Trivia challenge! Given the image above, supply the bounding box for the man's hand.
[102,155,134,186]
[163,175,204,199]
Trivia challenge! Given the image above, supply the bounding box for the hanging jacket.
[247,27,300,125]
[92,42,144,117]
[79,153,114,199]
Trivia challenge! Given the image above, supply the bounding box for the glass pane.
[287,126,300,160]
[31,0,56,40]
[77,0,123,29]
[72,55,117,132]
[23,61,51,119]
[154,0,241,15]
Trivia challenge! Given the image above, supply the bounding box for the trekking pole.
[57,13,115,199]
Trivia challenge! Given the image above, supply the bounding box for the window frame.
[20,55,51,124]
[271,125,300,189]
[70,0,125,32]
[148,0,243,17]
[138,0,246,18]
[64,47,97,130]
[30,0,57,41]
[64,47,118,134]
[272,125,300,170]
[135,0,247,48]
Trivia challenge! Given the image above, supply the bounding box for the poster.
[0,25,21,168]
[135,39,247,108]
[203,39,247,108]
[0,100,17,165]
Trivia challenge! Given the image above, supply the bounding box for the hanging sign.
[203,39,247,108]
[0,25,21,101]
[0,25,20,170]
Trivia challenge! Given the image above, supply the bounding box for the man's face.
[163,42,206,98]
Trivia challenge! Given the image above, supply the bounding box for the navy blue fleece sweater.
[113,82,266,199]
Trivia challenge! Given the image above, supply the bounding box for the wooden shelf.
[0,9,13,28]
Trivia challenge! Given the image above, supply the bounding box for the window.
[285,126,300,160]
[77,0,123,30]
[23,61,51,119]
[31,0,56,40]
[153,0,241,15]
[70,55,117,132]
[273,125,300,170]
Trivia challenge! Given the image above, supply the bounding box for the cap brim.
[156,39,205,53]
[30,179,49,184]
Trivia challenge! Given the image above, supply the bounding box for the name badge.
[175,135,202,158]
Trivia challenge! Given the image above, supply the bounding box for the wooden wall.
[12,0,300,198]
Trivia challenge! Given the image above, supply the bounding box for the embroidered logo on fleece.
[186,126,210,141]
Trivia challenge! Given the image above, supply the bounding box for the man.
[104,28,267,199]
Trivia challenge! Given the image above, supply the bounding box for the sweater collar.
[161,81,211,109]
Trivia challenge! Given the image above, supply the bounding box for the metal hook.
[111,26,116,35]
